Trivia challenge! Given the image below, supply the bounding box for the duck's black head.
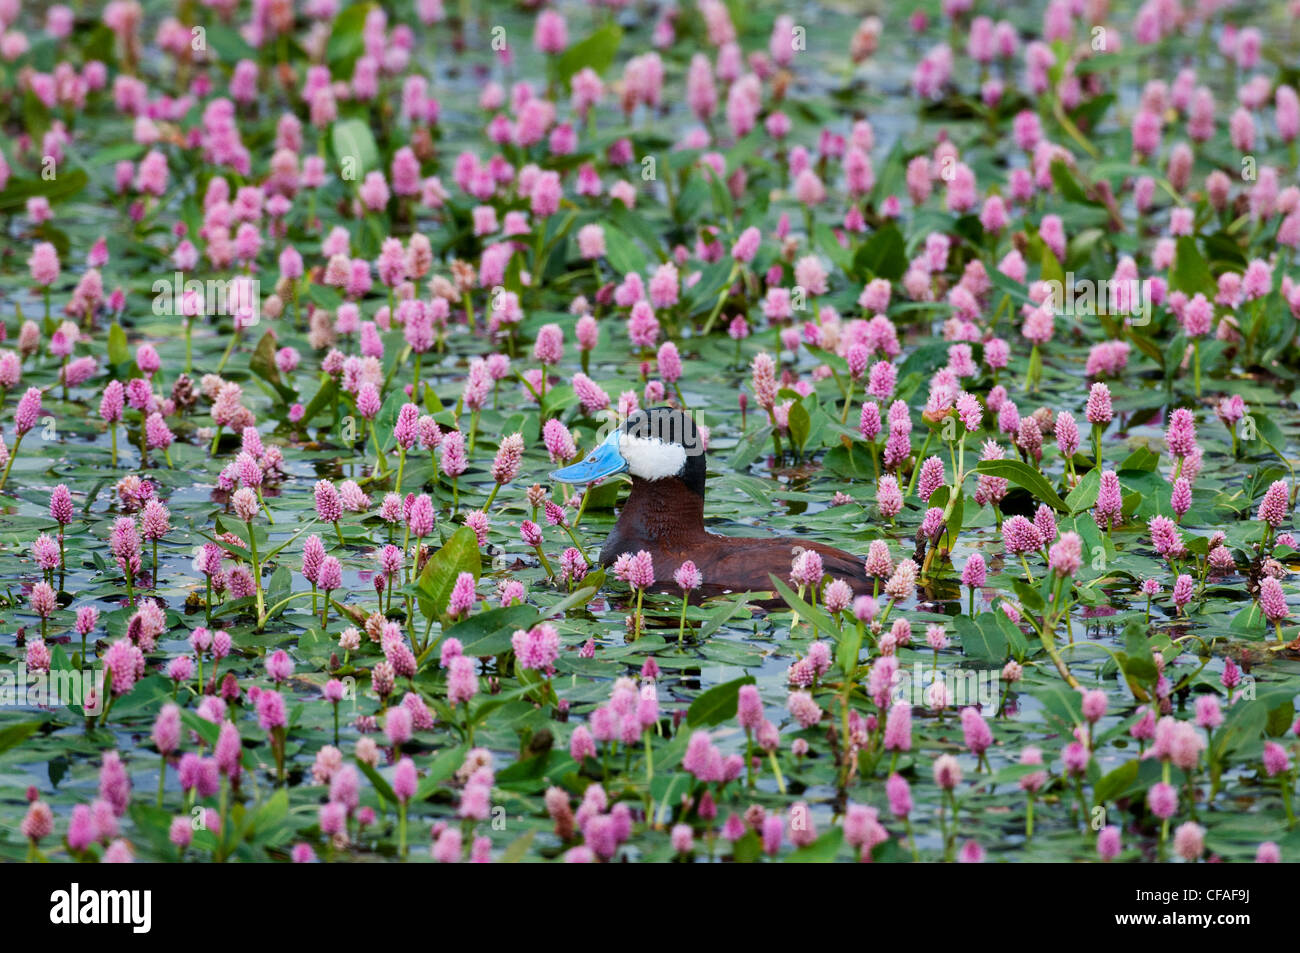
[623,407,706,497]
[549,407,707,497]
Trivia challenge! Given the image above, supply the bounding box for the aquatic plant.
[0,0,1298,865]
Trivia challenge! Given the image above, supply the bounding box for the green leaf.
[545,575,604,616]
[1012,577,1046,614]
[836,621,864,677]
[356,757,397,805]
[997,611,1031,659]
[501,830,536,863]
[897,341,951,381]
[248,787,290,845]
[768,575,841,642]
[44,646,86,718]
[1120,621,1157,693]
[204,23,257,62]
[974,459,1068,511]
[1251,414,1290,468]
[495,749,574,790]
[954,614,1009,664]
[556,23,622,87]
[601,225,647,277]
[695,594,753,641]
[944,487,965,541]
[686,675,757,727]
[728,424,773,471]
[814,223,852,272]
[1049,158,1097,206]
[1035,683,1085,731]
[416,527,481,621]
[852,224,906,281]
[1210,698,1268,761]
[415,744,467,800]
[788,401,811,451]
[450,604,541,657]
[0,169,89,213]
[701,164,734,220]
[331,117,380,180]
[986,268,1034,307]
[1065,467,1101,514]
[1127,331,1165,369]
[576,481,620,510]
[540,383,577,419]
[1170,236,1216,297]
[1266,698,1295,737]
[306,284,343,311]
[822,442,876,480]
[1230,600,1262,635]
[785,826,844,862]
[248,330,292,402]
[731,829,763,863]
[370,387,408,455]
[325,2,374,73]
[1039,242,1065,286]
[673,174,707,223]
[300,377,339,426]
[0,721,42,755]
[1093,759,1139,804]
[179,711,259,773]
[987,763,1050,789]
[127,801,180,859]
[107,322,129,366]
[869,141,906,209]
[1119,447,1160,472]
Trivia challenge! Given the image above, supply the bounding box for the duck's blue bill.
[550,430,627,483]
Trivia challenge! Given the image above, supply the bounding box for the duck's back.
[687,534,870,594]
[597,474,869,595]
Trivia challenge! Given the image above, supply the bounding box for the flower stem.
[0,431,24,492]
[643,728,654,785]
[1193,339,1201,398]
[248,519,265,625]
[767,750,786,794]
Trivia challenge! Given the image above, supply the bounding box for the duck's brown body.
[599,476,870,595]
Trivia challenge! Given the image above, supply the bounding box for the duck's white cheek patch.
[619,434,687,480]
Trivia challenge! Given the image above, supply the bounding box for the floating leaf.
[686,675,757,727]
[852,224,907,281]
[451,605,542,657]
[556,23,622,86]
[954,614,1008,664]
[974,459,1068,511]
[417,527,482,622]
[331,117,380,180]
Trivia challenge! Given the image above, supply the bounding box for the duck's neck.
[603,476,706,560]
